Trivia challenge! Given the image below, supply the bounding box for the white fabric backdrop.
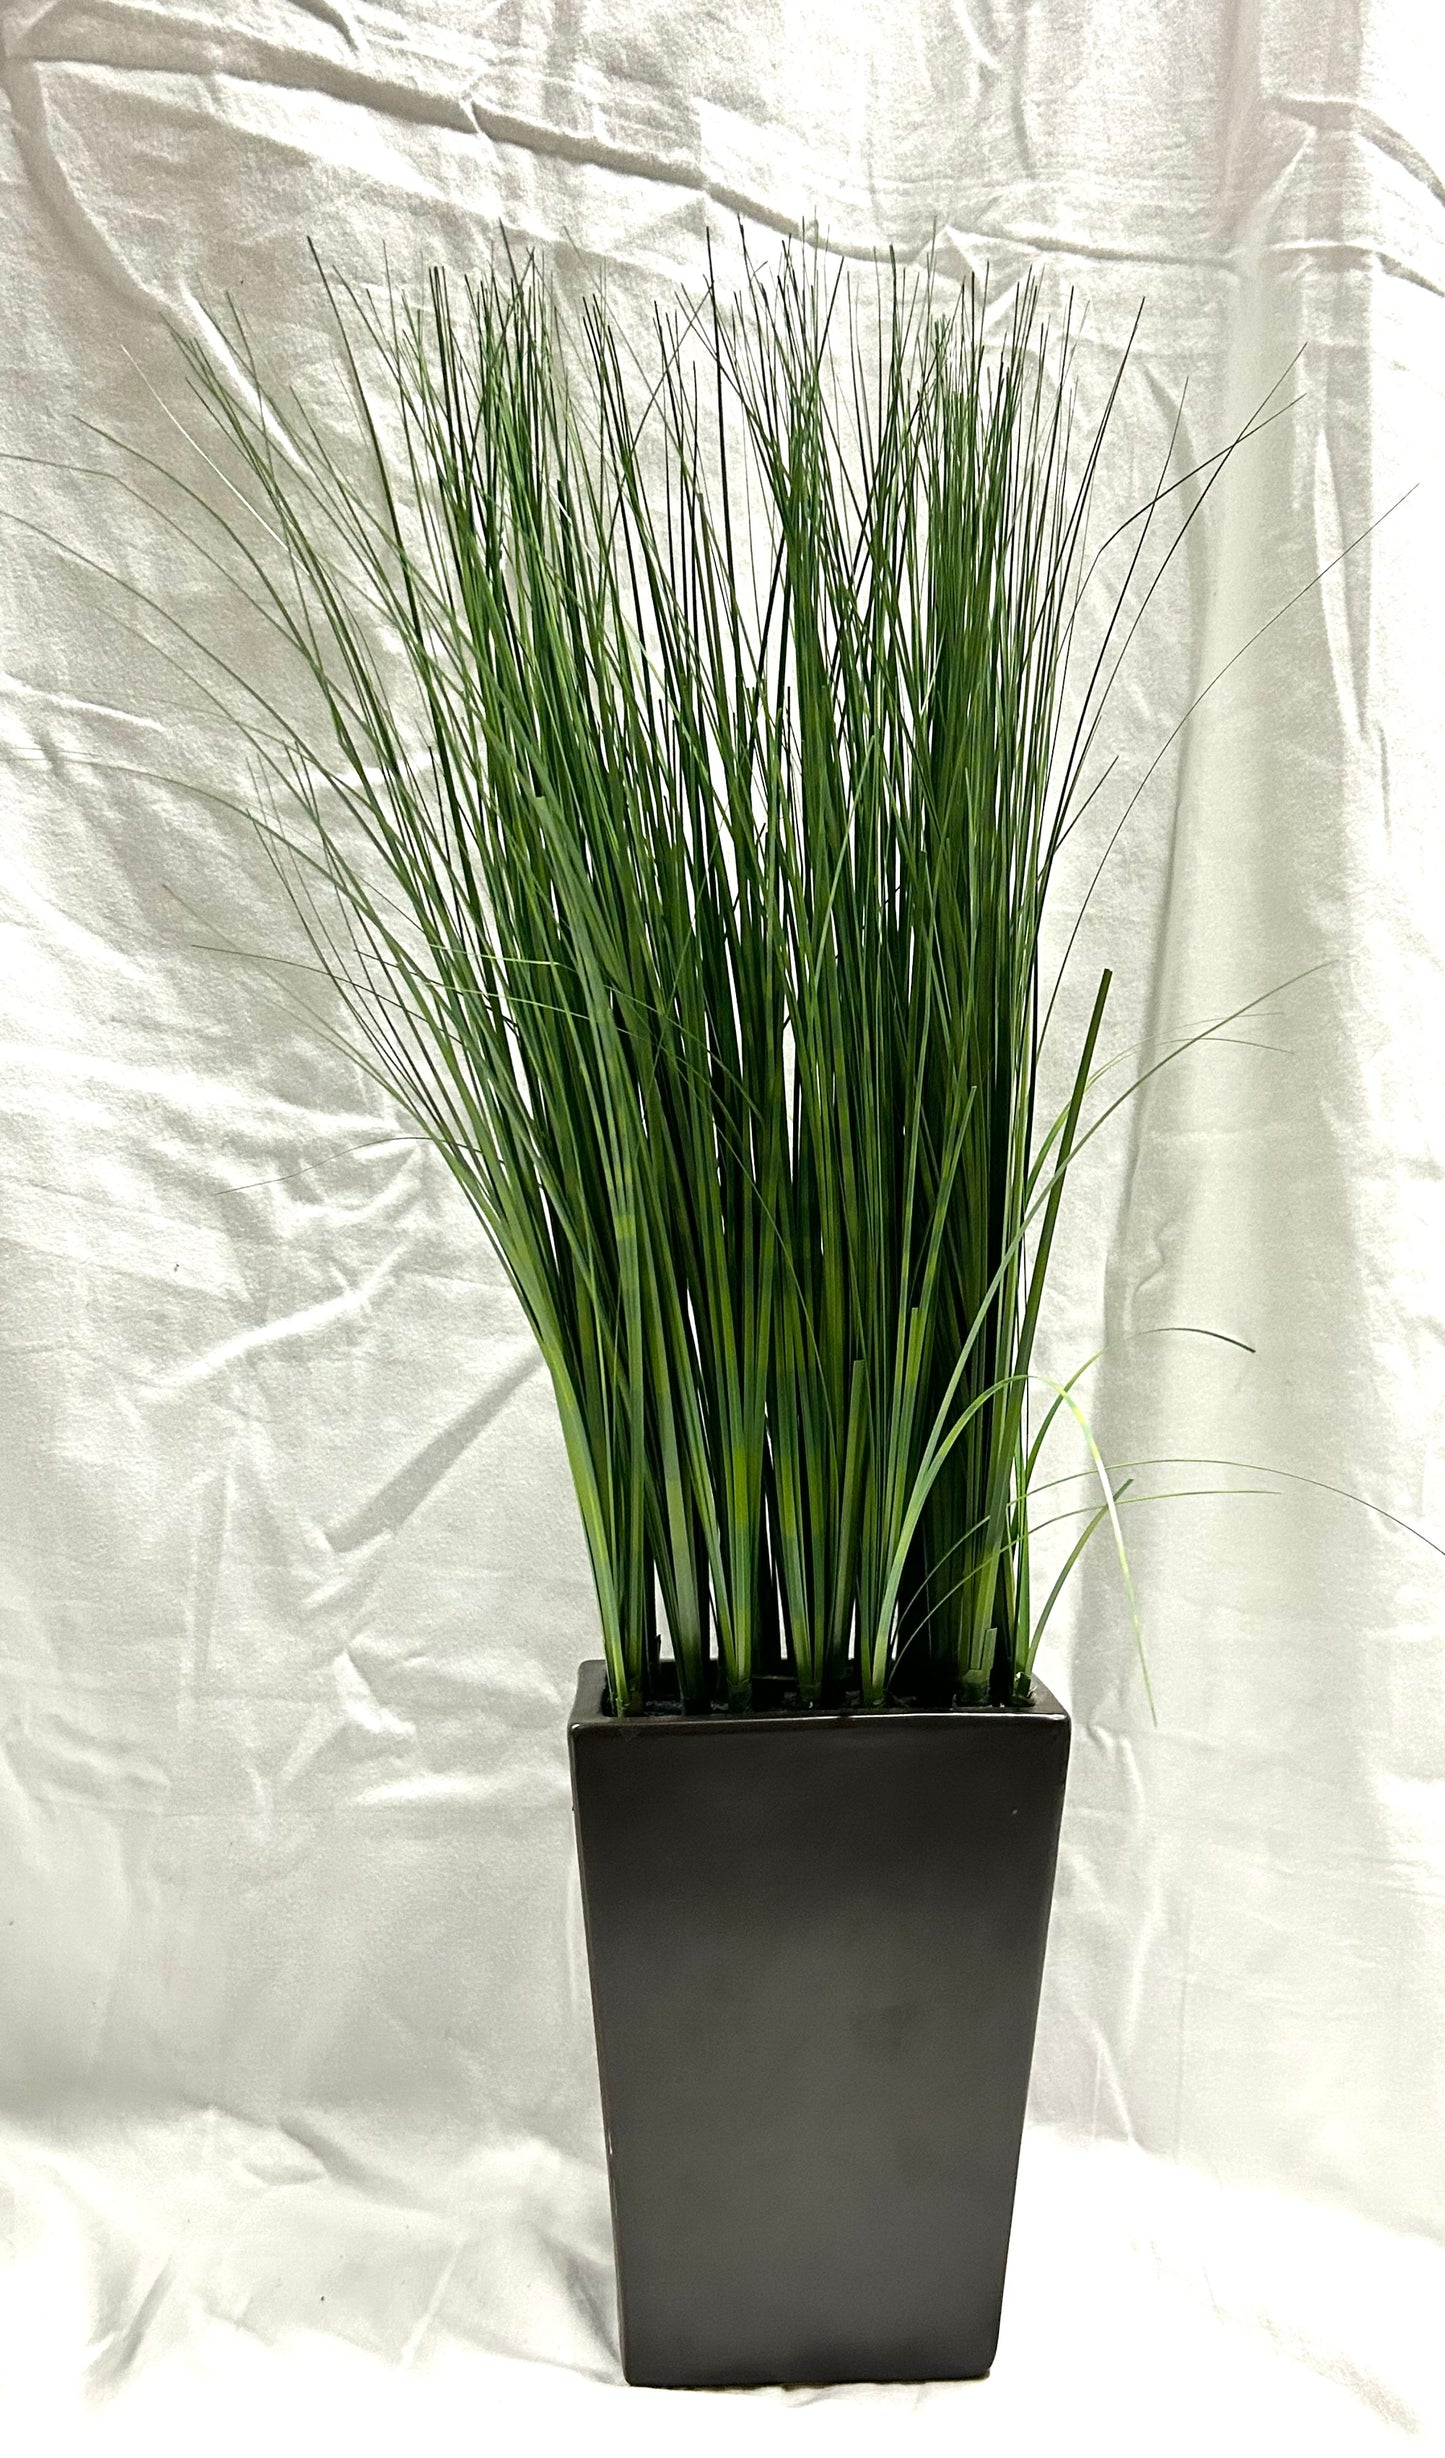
[2,1,1443,2447]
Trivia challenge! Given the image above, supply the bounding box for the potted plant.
[134,242,1246,2385]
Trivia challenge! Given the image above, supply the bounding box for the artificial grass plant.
[137,241,1256,1716]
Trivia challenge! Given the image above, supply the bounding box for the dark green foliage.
[165,244,1182,1715]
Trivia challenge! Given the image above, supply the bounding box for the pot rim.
[568,1658,1067,1732]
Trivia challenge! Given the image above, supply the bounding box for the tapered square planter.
[568,1661,1070,2387]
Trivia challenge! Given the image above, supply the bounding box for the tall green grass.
[150,243,1239,1715]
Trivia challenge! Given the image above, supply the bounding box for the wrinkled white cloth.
[1,2,1443,2447]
